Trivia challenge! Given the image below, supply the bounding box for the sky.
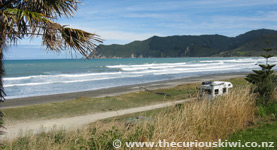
[4,0,277,60]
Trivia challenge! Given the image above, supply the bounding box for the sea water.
[3,57,277,99]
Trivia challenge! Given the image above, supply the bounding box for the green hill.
[90,29,277,58]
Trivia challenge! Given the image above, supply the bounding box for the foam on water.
[4,74,142,88]
[4,72,123,81]
[3,57,276,99]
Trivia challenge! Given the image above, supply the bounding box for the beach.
[2,72,247,108]
[1,72,248,140]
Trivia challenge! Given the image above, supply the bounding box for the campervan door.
[201,86,213,100]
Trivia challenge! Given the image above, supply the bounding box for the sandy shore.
[2,72,247,108]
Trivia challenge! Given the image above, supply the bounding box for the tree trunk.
[0,22,5,135]
[0,44,4,135]
[0,44,4,102]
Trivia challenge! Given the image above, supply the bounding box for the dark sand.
[2,72,247,108]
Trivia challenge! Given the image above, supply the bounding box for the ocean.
[3,57,277,99]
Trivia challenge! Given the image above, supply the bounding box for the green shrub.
[86,124,155,150]
[87,127,123,150]
[245,41,276,105]
[257,105,267,117]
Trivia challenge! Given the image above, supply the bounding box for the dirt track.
[1,99,193,140]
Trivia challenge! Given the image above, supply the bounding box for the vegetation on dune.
[2,86,257,150]
[91,29,277,58]
[2,83,199,122]
[245,41,277,120]
[220,121,277,150]
[219,89,277,150]
[2,78,245,122]
[1,76,276,149]
[0,0,102,136]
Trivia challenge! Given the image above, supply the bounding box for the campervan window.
[215,89,219,95]
[204,89,211,95]
[223,88,226,93]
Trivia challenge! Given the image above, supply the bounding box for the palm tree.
[0,0,102,134]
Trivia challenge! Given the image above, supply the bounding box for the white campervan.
[200,81,233,100]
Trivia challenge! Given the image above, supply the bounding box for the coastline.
[2,72,248,108]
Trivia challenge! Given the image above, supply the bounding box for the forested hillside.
[90,29,277,58]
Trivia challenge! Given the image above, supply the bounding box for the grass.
[2,81,258,150]
[217,121,277,150]
[150,86,256,141]
[2,82,199,122]
[216,88,277,150]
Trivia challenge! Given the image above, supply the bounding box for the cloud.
[123,13,189,22]
[80,0,277,15]
[213,11,277,23]
[67,25,161,44]
[99,30,158,41]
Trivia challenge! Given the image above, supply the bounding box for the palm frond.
[1,9,20,43]
[1,0,80,18]
[43,25,103,58]
[45,0,80,17]
[0,0,17,10]
[2,0,103,58]
[3,8,54,43]
[17,0,80,18]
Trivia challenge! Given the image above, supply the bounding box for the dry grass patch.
[152,86,256,143]
[2,86,256,150]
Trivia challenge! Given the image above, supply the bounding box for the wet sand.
[2,72,247,108]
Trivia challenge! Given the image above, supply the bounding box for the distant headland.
[90,29,277,58]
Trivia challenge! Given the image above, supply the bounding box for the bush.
[245,41,276,105]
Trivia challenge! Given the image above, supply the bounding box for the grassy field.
[217,121,277,150]
[2,77,264,150]
[2,83,199,122]
[216,87,277,150]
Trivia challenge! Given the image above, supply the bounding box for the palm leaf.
[17,0,80,18]
[43,25,103,58]
[4,8,55,39]
[3,7,103,58]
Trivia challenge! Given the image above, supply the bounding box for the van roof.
[201,81,232,86]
